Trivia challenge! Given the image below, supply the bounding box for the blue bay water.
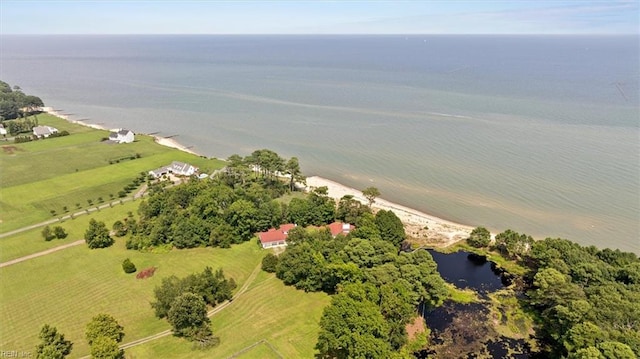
[1,35,638,252]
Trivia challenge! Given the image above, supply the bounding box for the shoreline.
[305,176,474,246]
[41,107,204,157]
[42,106,473,246]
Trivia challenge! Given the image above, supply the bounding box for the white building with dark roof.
[108,129,134,144]
[148,161,199,178]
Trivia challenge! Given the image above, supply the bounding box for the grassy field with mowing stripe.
[0,112,331,358]
[235,342,283,359]
[126,271,330,359]
[0,201,139,263]
[0,238,264,358]
[0,114,225,233]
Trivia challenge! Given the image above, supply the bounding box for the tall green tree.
[362,187,380,208]
[84,219,114,249]
[35,324,73,359]
[336,194,370,224]
[167,292,212,338]
[375,209,405,247]
[85,314,125,346]
[467,226,491,248]
[89,336,123,359]
[284,156,305,191]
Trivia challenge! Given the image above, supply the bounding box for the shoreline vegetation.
[42,106,474,247]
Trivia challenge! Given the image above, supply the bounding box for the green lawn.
[0,201,139,263]
[0,114,225,233]
[235,342,283,359]
[0,238,264,358]
[126,271,330,359]
[0,112,331,359]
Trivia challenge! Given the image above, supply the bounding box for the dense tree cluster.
[151,267,234,345]
[287,186,336,226]
[271,207,445,357]
[151,267,236,318]
[519,238,640,358]
[0,80,44,121]
[127,150,305,250]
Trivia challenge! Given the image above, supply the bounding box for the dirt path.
[0,194,148,240]
[0,240,85,268]
[78,263,263,357]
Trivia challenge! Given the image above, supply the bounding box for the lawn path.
[78,262,264,358]
[0,188,149,239]
[0,239,84,268]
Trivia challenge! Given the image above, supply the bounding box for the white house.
[169,161,198,176]
[148,161,199,178]
[0,124,6,136]
[32,125,58,138]
[108,129,134,144]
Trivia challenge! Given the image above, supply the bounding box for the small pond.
[416,250,531,359]
[427,249,510,293]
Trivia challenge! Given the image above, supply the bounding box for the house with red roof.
[327,222,355,237]
[257,223,296,249]
[258,221,355,249]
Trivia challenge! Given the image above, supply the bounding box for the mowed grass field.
[0,236,264,358]
[0,201,139,263]
[126,271,330,359]
[0,114,225,232]
[0,113,332,358]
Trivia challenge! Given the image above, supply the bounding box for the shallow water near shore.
[1,35,638,252]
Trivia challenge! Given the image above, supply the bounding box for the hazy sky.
[1,1,638,35]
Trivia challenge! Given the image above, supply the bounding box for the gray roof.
[33,126,57,136]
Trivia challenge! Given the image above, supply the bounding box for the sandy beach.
[42,107,203,156]
[42,107,110,131]
[43,106,472,246]
[152,136,202,156]
[306,176,474,247]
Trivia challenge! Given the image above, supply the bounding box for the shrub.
[467,227,491,248]
[42,226,55,241]
[122,258,137,274]
[53,226,68,239]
